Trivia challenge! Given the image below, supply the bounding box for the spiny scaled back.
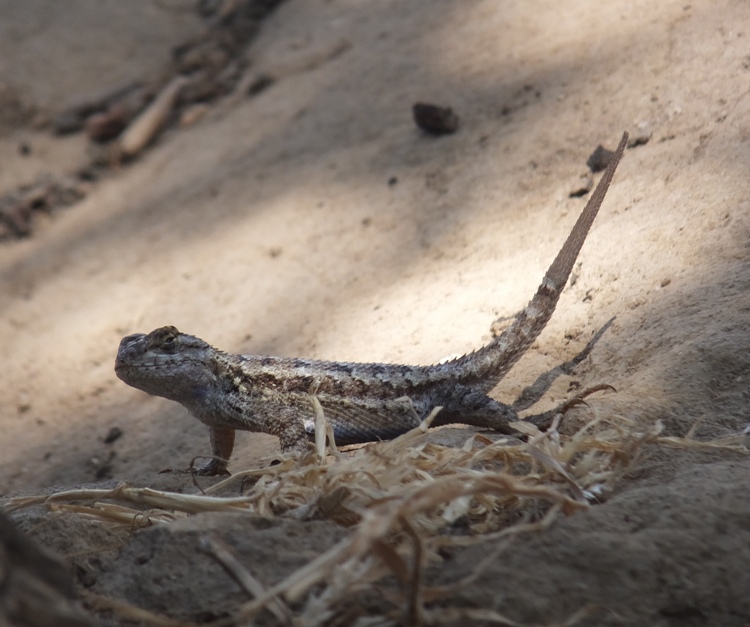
[115,132,628,475]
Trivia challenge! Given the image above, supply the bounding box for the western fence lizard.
[115,132,627,475]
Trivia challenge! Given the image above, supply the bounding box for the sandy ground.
[2,0,750,625]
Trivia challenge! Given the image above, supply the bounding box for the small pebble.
[587,145,615,172]
[569,172,594,197]
[104,426,123,444]
[412,102,459,135]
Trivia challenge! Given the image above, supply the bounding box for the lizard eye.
[158,334,177,353]
[145,326,180,352]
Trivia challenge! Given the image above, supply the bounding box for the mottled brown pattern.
[115,133,626,474]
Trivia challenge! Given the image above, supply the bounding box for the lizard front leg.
[196,408,308,474]
[195,425,235,476]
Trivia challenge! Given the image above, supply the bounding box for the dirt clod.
[412,102,460,135]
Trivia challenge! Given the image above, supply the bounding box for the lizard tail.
[434,131,628,394]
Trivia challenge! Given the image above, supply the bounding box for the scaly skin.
[115,133,627,475]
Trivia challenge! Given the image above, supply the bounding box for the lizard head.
[115,326,218,402]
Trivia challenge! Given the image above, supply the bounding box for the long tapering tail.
[433,131,628,393]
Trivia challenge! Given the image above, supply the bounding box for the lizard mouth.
[114,359,139,377]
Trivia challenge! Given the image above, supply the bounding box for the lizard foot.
[189,456,231,476]
[523,384,616,431]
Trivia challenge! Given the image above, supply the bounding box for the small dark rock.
[95,464,113,480]
[247,73,275,96]
[85,107,129,143]
[76,166,101,182]
[587,145,616,172]
[412,102,459,135]
[569,172,594,198]
[104,426,123,444]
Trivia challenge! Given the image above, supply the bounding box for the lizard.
[115,132,627,475]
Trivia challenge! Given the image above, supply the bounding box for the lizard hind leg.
[432,383,606,437]
[431,385,521,435]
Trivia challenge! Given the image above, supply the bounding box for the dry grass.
[6,406,747,626]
